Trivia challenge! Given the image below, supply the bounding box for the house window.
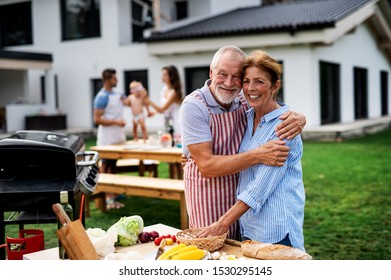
[41,75,59,108]
[354,67,368,120]
[131,0,153,42]
[184,66,209,95]
[0,2,32,47]
[381,71,389,116]
[41,76,46,104]
[124,70,149,96]
[175,1,188,20]
[319,61,341,125]
[60,0,101,41]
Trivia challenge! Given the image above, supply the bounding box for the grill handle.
[76,151,99,167]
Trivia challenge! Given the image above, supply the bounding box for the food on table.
[86,227,118,257]
[154,236,163,246]
[163,245,198,260]
[241,240,312,260]
[149,231,159,240]
[108,215,144,246]
[209,251,240,260]
[156,243,206,260]
[170,248,206,260]
[153,234,178,246]
[138,232,151,243]
[165,237,174,245]
[157,243,187,260]
[104,251,143,260]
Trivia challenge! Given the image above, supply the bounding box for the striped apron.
[184,92,248,240]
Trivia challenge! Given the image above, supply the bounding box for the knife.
[155,238,167,260]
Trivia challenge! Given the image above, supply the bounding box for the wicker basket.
[176,228,228,251]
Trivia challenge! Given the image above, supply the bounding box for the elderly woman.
[198,50,306,251]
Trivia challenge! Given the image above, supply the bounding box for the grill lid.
[0,130,85,181]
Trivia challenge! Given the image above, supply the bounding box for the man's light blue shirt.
[237,105,306,251]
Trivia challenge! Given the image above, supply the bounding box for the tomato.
[171,235,177,243]
[154,236,163,246]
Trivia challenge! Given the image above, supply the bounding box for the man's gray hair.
[210,46,246,70]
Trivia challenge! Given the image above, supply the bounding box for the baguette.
[241,240,312,260]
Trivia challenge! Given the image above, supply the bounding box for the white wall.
[2,0,390,133]
[313,23,391,125]
[118,0,132,45]
[210,0,260,14]
[270,46,319,126]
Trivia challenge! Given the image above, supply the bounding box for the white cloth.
[96,89,126,146]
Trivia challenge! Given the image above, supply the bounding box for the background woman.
[147,65,184,178]
[147,65,183,142]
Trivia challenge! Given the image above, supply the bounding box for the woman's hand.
[196,221,229,238]
[275,111,306,140]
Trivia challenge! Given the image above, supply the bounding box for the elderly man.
[179,46,306,239]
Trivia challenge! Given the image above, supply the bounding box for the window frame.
[60,0,101,41]
[353,67,368,120]
[319,61,341,125]
[0,2,33,47]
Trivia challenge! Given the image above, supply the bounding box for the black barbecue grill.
[0,130,99,259]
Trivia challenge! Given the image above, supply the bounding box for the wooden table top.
[90,141,183,163]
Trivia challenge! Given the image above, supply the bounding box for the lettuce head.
[108,215,144,246]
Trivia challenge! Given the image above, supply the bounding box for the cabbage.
[108,215,144,246]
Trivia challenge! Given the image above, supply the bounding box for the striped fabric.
[184,92,248,240]
[237,106,306,251]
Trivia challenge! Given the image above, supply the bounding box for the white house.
[0,0,390,139]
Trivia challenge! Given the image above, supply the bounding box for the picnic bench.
[90,173,188,229]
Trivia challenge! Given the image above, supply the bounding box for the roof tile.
[145,0,371,41]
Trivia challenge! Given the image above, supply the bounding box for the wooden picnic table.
[91,141,182,163]
[90,141,183,179]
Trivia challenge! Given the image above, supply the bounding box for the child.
[127,81,153,142]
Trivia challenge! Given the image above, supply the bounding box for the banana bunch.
[157,243,207,260]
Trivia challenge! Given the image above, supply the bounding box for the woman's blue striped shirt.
[237,105,306,251]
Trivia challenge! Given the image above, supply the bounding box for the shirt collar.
[246,104,290,122]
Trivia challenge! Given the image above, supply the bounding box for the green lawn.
[3,130,391,260]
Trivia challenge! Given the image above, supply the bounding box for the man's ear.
[209,68,213,80]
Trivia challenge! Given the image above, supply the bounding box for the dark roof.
[0,50,52,62]
[145,0,371,42]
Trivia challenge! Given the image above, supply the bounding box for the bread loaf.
[241,240,312,260]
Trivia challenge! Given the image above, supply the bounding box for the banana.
[157,243,187,260]
[164,245,199,260]
[171,248,206,260]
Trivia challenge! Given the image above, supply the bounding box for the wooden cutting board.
[56,219,100,260]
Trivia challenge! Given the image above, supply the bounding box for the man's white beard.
[214,86,240,105]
